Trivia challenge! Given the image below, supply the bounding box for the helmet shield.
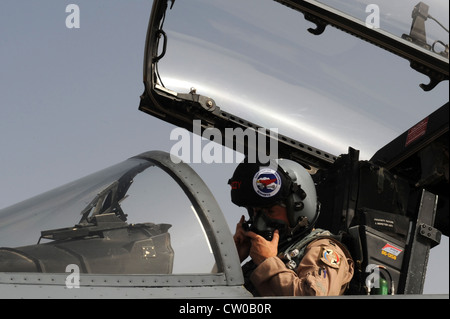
[229,160,291,208]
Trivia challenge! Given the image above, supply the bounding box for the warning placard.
[405,117,428,147]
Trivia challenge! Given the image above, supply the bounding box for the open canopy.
[139,0,448,168]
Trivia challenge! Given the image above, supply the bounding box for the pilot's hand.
[233,215,251,262]
[246,230,279,265]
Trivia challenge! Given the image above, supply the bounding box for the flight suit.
[249,237,354,296]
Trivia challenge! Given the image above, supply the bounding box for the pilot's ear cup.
[286,191,304,226]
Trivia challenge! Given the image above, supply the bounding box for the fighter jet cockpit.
[0,0,447,298]
[0,151,219,275]
[137,0,448,295]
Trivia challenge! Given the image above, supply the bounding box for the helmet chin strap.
[285,216,309,242]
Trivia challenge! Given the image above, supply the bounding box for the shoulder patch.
[320,247,341,269]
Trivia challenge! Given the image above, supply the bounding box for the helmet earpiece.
[285,185,307,226]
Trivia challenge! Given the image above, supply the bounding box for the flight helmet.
[229,158,320,241]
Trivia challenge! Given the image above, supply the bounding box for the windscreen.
[0,157,216,274]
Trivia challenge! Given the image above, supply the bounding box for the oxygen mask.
[242,207,287,241]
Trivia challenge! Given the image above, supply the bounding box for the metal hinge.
[418,223,442,248]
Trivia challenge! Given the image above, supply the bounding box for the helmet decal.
[252,168,282,198]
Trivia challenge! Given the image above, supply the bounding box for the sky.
[0,0,448,295]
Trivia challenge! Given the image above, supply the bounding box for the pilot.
[229,158,354,296]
